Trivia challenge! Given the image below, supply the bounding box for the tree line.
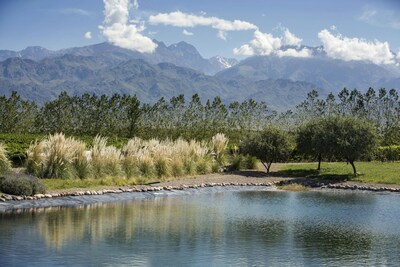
[0,88,399,144]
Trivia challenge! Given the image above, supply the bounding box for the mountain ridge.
[0,41,399,111]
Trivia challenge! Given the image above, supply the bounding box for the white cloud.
[148,11,257,31]
[132,0,139,10]
[182,29,194,36]
[276,48,312,58]
[233,28,311,58]
[282,28,302,46]
[60,8,90,16]
[100,0,157,53]
[318,29,395,65]
[217,30,227,40]
[233,30,281,56]
[84,31,92,39]
[359,7,377,22]
[358,6,400,30]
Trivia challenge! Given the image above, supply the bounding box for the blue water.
[1,189,400,266]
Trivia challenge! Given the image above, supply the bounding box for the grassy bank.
[42,177,140,191]
[276,162,400,185]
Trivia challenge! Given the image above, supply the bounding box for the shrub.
[230,154,245,171]
[376,146,400,162]
[229,154,259,171]
[0,174,46,196]
[244,155,259,169]
[0,143,11,175]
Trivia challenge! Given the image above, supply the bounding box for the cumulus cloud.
[99,0,157,53]
[182,29,194,36]
[233,28,310,58]
[149,11,257,31]
[282,28,302,46]
[318,29,395,65]
[84,31,92,39]
[233,30,281,56]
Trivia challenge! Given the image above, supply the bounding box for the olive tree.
[297,116,377,174]
[240,126,293,173]
[326,116,377,174]
[296,119,326,170]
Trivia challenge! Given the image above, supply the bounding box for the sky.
[1,0,400,64]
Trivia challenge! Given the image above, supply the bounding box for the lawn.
[275,161,400,185]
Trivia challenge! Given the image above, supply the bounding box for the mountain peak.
[209,56,238,69]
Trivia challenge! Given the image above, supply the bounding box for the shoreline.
[1,171,400,211]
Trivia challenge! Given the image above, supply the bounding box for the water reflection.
[30,198,224,249]
[1,190,400,266]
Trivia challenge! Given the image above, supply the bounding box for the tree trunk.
[317,153,322,171]
[348,160,357,175]
[262,162,272,173]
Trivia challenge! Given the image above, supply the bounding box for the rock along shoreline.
[1,177,400,212]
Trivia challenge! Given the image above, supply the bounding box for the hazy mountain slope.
[0,41,236,75]
[0,55,318,110]
[216,55,399,92]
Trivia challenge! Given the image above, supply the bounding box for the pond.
[1,188,400,266]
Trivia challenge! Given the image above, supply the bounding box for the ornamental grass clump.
[25,133,227,183]
[121,137,144,179]
[91,136,121,178]
[211,133,229,166]
[72,142,91,179]
[26,133,81,179]
[0,143,11,175]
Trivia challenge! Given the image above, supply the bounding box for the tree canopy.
[297,116,377,174]
[240,126,293,173]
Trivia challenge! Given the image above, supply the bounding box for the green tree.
[297,116,377,174]
[240,126,293,173]
[296,119,327,171]
[326,116,377,174]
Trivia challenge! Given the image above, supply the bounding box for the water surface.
[1,189,400,266]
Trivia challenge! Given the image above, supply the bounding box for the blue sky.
[1,0,400,61]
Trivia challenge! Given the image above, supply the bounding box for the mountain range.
[0,41,399,111]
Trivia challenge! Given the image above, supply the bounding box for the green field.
[276,162,400,185]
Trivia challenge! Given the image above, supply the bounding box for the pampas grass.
[26,133,229,183]
[0,143,11,175]
[91,136,121,178]
[211,133,229,166]
[26,133,82,179]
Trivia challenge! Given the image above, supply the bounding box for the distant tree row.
[0,88,399,144]
[0,92,272,140]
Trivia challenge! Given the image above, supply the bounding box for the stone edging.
[0,181,282,202]
[1,179,399,202]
